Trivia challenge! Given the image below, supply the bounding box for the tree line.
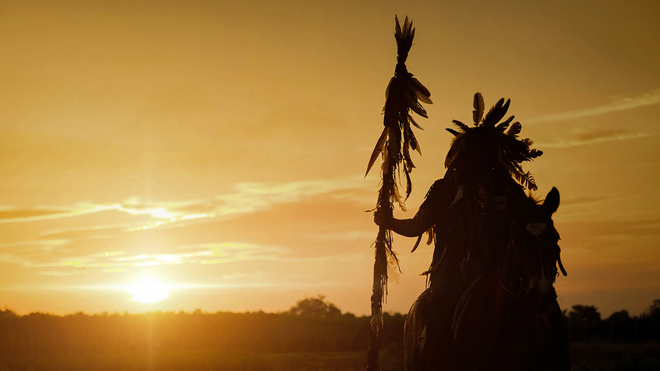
[0,296,658,357]
[0,296,404,357]
[564,299,660,343]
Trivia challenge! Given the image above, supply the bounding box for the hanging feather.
[393,182,407,211]
[409,116,424,131]
[365,127,388,177]
[412,77,433,104]
[410,102,428,118]
[405,169,413,200]
[409,128,421,154]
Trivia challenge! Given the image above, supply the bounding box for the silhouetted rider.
[374,93,548,369]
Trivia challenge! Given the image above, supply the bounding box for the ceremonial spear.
[365,16,432,370]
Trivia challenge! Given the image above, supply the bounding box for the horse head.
[506,187,565,312]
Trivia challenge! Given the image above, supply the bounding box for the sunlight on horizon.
[123,277,173,304]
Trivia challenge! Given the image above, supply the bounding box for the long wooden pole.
[365,16,431,371]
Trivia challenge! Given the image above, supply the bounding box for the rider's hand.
[373,209,391,228]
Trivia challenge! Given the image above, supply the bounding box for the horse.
[404,187,569,370]
[450,186,568,370]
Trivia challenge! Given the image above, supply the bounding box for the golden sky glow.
[1,0,659,317]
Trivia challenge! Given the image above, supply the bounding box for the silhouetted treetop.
[287,295,341,318]
[608,310,632,322]
[568,305,601,324]
[648,299,660,319]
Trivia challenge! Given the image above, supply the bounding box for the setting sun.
[124,277,173,304]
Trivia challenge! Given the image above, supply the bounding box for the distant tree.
[288,295,341,318]
[607,310,635,341]
[0,308,18,319]
[568,305,602,342]
[608,310,631,322]
[568,305,601,324]
[648,299,660,319]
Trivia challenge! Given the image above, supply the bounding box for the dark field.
[1,343,659,371]
[570,343,660,371]
[0,351,367,371]
[2,300,659,370]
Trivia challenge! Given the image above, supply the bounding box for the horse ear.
[542,187,560,215]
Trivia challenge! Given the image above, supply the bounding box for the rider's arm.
[374,178,451,237]
[374,207,434,237]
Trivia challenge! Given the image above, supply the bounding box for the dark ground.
[1,343,659,371]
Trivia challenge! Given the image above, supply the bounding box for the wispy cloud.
[528,88,660,124]
[4,240,289,273]
[0,208,66,220]
[539,129,655,148]
[312,230,374,241]
[212,177,364,219]
[0,202,187,225]
[0,177,363,226]
[560,196,611,206]
[0,177,367,275]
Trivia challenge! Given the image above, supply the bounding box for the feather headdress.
[445,92,542,190]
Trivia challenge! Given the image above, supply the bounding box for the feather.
[452,119,471,133]
[395,16,414,63]
[409,130,421,155]
[408,129,417,151]
[403,127,414,172]
[507,122,522,137]
[506,161,538,191]
[496,116,514,132]
[521,171,538,191]
[388,126,401,153]
[393,183,407,211]
[444,137,465,168]
[482,98,510,128]
[426,227,434,245]
[529,148,543,158]
[411,235,423,253]
[411,77,432,104]
[410,102,428,118]
[365,127,388,177]
[446,128,460,137]
[473,92,484,126]
[395,15,402,37]
[405,168,413,200]
[483,98,504,125]
[403,88,420,110]
[384,77,394,100]
[409,115,424,130]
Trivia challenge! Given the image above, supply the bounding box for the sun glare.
[124,277,173,304]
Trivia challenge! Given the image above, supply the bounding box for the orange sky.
[0,0,659,317]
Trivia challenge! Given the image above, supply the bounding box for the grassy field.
[570,343,660,371]
[0,351,373,371]
[1,343,658,371]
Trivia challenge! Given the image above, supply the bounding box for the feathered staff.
[365,16,431,370]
